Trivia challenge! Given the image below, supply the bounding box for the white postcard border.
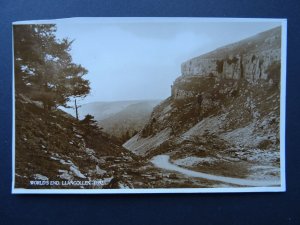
[12,17,287,194]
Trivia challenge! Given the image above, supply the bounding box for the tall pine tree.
[14,24,90,111]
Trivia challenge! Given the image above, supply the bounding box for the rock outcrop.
[181,27,281,83]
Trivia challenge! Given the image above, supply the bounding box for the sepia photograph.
[12,18,286,193]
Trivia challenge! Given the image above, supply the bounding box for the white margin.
[280,19,287,192]
[11,17,287,194]
[12,186,284,194]
[13,17,286,25]
[12,26,16,194]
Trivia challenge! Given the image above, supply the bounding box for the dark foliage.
[14,24,90,111]
[216,60,224,73]
[80,114,102,136]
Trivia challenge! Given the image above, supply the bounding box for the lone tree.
[65,63,90,120]
[80,114,102,136]
[14,24,90,112]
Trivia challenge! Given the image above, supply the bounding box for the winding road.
[151,155,280,187]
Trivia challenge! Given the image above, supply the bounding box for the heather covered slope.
[15,94,141,189]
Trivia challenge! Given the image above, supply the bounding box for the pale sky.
[55,19,281,104]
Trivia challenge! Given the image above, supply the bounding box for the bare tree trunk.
[75,99,79,120]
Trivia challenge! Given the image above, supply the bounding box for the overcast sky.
[55,20,281,104]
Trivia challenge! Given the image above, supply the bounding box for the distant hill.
[99,100,161,141]
[61,100,161,141]
[62,100,141,120]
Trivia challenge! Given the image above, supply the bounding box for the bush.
[216,60,224,73]
[266,61,281,88]
[226,56,238,65]
[257,139,273,150]
[80,114,102,135]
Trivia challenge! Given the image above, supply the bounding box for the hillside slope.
[15,94,144,189]
[16,94,203,189]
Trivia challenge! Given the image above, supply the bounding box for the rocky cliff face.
[124,27,281,181]
[181,27,281,83]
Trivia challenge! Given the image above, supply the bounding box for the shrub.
[266,61,281,88]
[216,60,224,73]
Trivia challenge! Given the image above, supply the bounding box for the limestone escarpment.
[124,27,281,182]
[181,27,281,83]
